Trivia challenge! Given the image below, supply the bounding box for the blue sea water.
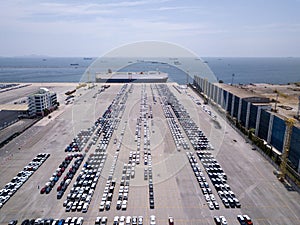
[205,57,300,85]
[0,57,299,85]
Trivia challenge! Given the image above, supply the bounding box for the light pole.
[274,92,279,112]
[231,73,235,86]
[186,70,189,85]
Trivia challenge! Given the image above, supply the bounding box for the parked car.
[8,220,18,225]
[150,215,156,225]
[168,216,174,225]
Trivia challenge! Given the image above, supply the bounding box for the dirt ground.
[238,83,300,123]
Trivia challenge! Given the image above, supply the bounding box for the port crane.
[278,117,296,182]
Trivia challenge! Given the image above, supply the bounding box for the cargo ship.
[95,71,168,83]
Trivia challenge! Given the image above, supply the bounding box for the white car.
[116,200,122,210]
[113,216,119,225]
[82,203,89,213]
[121,200,127,210]
[101,217,107,225]
[76,217,84,225]
[208,201,214,210]
[138,216,143,225]
[119,216,125,225]
[150,215,156,225]
[99,201,105,211]
[125,216,131,225]
[219,216,227,225]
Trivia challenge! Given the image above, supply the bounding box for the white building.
[28,88,58,117]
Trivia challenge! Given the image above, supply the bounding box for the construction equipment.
[65,89,76,96]
[278,118,296,182]
[76,83,87,89]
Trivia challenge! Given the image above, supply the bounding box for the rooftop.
[215,83,266,99]
[215,82,300,126]
[0,104,28,111]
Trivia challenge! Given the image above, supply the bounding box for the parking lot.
[0,83,299,225]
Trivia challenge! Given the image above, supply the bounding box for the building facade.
[193,76,300,172]
[28,88,58,117]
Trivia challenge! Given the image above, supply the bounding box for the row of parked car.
[116,118,139,211]
[148,166,155,209]
[186,91,217,120]
[160,85,241,208]
[62,98,111,207]
[237,214,253,225]
[213,216,227,225]
[64,150,106,212]
[64,86,128,154]
[150,84,157,104]
[202,105,217,120]
[40,153,83,195]
[99,151,118,212]
[61,84,130,213]
[0,153,50,209]
[110,88,136,212]
[159,96,189,151]
[140,86,155,210]
[159,85,254,222]
[92,84,110,98]
[140,86,152,166]
[115,162,132,211]
[99,177,117,211]
[5,85,130,225]
[64,110,123,213]
[196,150,241,208]
[95,215,144,225]
[61,86,127,208]
[8,217,83,225]
[95,214,173,225]
[65,128,95,152]
[157,85,241,208]
[97,85,131,213]
[156,84,212,151]
[56,154,85,199]
[214,214,253,225]
[186,152,219,210]
[99,115,130,213]
[168,117,190,151]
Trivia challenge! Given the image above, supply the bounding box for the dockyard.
[0,83,300,225]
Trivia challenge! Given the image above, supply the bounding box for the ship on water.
[95,70,168,83]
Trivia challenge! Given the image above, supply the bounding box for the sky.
[0,0,300,57]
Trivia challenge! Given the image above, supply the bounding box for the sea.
[0,57,299,85]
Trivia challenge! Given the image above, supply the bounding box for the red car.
[40,187,46,194]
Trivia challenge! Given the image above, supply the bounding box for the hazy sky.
[1,0,300,57]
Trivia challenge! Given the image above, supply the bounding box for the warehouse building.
[193,76,300,172]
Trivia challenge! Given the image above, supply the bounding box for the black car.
[149,199,154,209]
[45,186,51,194]
[9,220,18,225]
[213,216,221,225]
[21,220,29,225]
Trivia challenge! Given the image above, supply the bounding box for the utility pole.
[87,70,91,88]
[297,96,300,119]
[274,92,279,113]
[186,70,189,86]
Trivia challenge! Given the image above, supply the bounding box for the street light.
[231,73,235,86]
[186,70,189,85]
